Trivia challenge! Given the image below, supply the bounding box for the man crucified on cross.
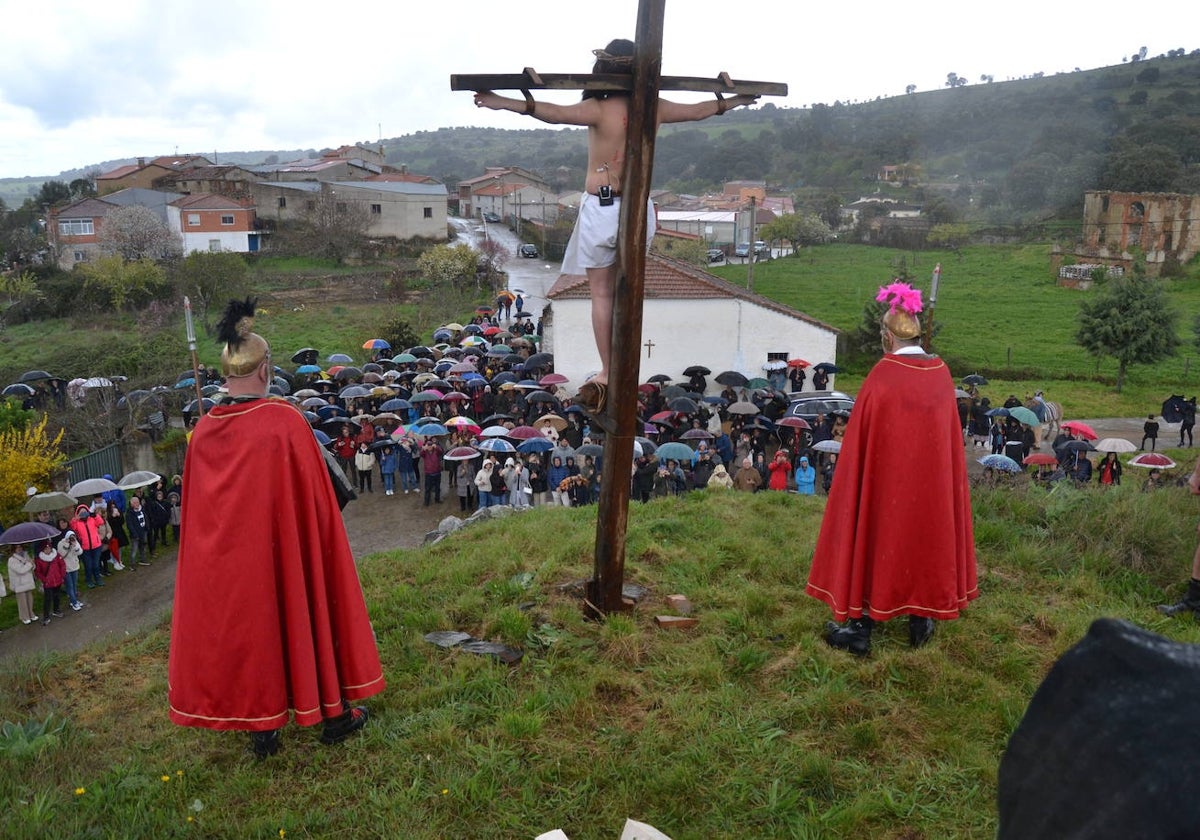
[472,38,758,414]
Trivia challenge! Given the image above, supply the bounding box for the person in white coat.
[7,545,38,625]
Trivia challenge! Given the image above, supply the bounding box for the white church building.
[541,254,840,392]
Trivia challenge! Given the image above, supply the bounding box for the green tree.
[35,180,72,208]
[78,255,168,311]
[1101,143,1185,192]
[651,237,706,267]
[1077,278,1179,392]
[0,270,44,332]
[172,251,249,333]
[927,223,971,250]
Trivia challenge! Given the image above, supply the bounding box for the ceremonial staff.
[183,296,207,417]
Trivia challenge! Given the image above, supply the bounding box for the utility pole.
[745,195,757,292]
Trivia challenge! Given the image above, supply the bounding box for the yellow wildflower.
[74,787,85,796]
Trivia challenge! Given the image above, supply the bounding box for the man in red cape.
[169,298,384,757]
[806,282,977,655]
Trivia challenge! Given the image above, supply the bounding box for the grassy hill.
[1,484,1197,837]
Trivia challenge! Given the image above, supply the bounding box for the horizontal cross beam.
[450,70,787,97]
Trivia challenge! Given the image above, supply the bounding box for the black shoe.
[908,616,936,649]
[320,706,369,745]
[1157,599,1200,617]
[250,729,281,758]
[824,617,873,656]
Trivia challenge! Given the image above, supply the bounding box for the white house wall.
[545,297,838,393]
[181,230,249,254]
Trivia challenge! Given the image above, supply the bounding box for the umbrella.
[1129,453,1177,469]
[1095,437,1138,453]
[576,443,605,457]
[432,329,454,343]
[379,398,412,412]
[813,363,841,374]
[482,413,516,426]
[661,385,688,400]
[634,436,658,456]
[172,377,196,390]
[414,423,449,437]
[744,416,775,431]
[19,370,54,383]
[539,373,569,386]
[334,367,364,382]
[786,359,810,368]
[477,437,516,453]
[367,438,397,452]
[776,416,812,430]
[517,437,555,454]
[68,477,120,497]
[23,491,78,513]
[1162,395,1188,424]
[316,405,350,420]
[338,385,372,400]
[715,371,749,387]
[312,429,332,446]
[0,521,63,546]
[761,360,788,371]
[525,352,554,370]
[444,446,482,461]
[291,363,321,376]
[409,391,442,403]
[954,388,972,399]
[683,365,712,377]
[362,339,391,351]
[668,397,700,414]
[746,378,771,391]
[291,348,320,364]
[1023,453,1059,466]
[812,440,842,454]
[535,414,569,432]
[372,412,404,424]
[961,373,987,386]
[1061,420,1098,440]
[656,441,697,462]
[117,470,162,490]
[1056,439,1096,453]
[527,390,560,405]
[1009,406,1041,428]
[649,410,680,425]
[2,383,35,397]
[479,425,513,438]
[647,374,673,383]
[444,415,479,428]
[727,401,760,415]
[986,408,1011,417]
[979,454,1022,473]
[327,353,354,364]
[506,425,545,440]
[183,398,216,414]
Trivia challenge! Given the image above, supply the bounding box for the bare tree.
[291,188,372,264]
[98,205,182,262]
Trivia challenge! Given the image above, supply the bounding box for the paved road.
[450,216,561,323]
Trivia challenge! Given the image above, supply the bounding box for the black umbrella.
[1162,394,1187,424]
[668,397,700,414]
[362,362,384,373]
[961,373,987,386]
[526,390,559,404]
[3,383,36,397]
[647,374,673,383]
[683,365,711,377]
[482,413,516,426]
[291,347,319,364]
[661,385,688,399]
[406,346,435,359]
[715,371,749,387]
[524,352,553,370]
[19,370,53,383]
[1056,439,1096,453]
[333,366,363,381]
[369,439,397,452]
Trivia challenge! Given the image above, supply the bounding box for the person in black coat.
[145,489,171,552]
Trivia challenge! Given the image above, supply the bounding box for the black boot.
[320,705,370,745]
[1157,578,1200,617]
[908,616,936,649]
[250,729,281,758]
[824,616,874,656]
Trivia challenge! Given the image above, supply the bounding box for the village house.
[94,155,211,196]
[167,193,262,255]
[47,188,181,269]
[542,253,839,388]
[249,180,448,241]
[455,167,553,219]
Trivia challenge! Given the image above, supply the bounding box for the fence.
[65,443,123,486]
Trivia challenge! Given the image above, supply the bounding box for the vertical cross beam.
[587,0,665,617]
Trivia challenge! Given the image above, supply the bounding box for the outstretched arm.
[658,94,759,124]
[473,90,602,126]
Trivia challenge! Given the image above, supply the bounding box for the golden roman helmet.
[882,307,922,340]
[877,281,924,340]
[217,297,270,377]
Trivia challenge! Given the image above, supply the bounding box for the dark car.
[706,248,725,263]
[519,244,539,258]
[785,390,855,424]
[482,212,501,223]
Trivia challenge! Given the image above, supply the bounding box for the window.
[209,240,221,252]
[424,207,433,218]
[1101,195,1109,213]
[58,218,94,236]
[187,213,201,226]
[278,196,287,209]
[371,204,382,215]
[766,352,788,362]
[73,250,88,262]
[221,214,234,225]
[1130,201,1145,218]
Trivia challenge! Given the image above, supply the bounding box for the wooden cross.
[451,0,786,617]
[644,339,655,358]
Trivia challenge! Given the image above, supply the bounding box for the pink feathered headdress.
[875,281,923,315]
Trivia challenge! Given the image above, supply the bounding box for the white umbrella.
[68,477,120,497]
[1094,437,1138,453]
[23,491,78,513]
[812,439,842,453]
[117,470,162,490]
[81,377,115,389]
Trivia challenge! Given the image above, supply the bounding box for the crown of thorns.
[592,49,634,64]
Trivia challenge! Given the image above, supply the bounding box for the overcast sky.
[0,0,1188,180]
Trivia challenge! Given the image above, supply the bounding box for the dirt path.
[0,482,456,662]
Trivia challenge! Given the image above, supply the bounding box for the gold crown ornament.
[216,297,270,377]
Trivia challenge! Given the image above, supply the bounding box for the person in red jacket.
[70,503,104,588]
[34,541,67,624]
[767,449,792,491]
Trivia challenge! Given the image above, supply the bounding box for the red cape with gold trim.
[169,398,384,731]
[806,354,977,621]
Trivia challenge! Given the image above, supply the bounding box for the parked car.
[784,390,855,424]
[519,244,539,258]
[734,242,751,258]
[706,248,725,263]
[754,240,770,258]
[482,212,501,223]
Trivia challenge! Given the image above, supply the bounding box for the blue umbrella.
[313,429,332,445]
[328,353,354,364]
[656,441,697,462]
[978,454,1022,473]
[414,423,449,437]
[379,398,412,412]
[986,408,1011,417]
[517,437,555,454]
[477,437,516,453]
[296,364,322,374]
[316,405,349,420]
[173,378,196,389]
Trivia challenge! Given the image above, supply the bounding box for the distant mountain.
[5,52,1198,224]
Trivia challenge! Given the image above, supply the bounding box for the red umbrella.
[441,391,470,402]
[649,410,680,424]
[776,416,812,429]
[539,373,569,386]
[1128,452,1176,469]
[506,425,545,440]
[1061,420,1098,440]
[787,358,810,368]
[1023,453,1059,466]
[637,383,660,393]
[482,326,502,337]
